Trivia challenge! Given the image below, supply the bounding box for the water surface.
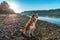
[38,16,60,26]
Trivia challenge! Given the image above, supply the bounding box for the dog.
[23,13,38,37]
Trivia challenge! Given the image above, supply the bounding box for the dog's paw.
[20,29,23,32]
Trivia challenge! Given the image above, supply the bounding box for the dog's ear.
[32,14,35,17]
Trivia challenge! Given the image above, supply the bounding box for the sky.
[0,0,60,13]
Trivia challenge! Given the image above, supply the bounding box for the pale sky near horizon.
[0,0,60,13]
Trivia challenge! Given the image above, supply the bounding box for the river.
[38,16,60,26]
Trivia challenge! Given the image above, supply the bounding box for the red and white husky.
[23,13,38,37]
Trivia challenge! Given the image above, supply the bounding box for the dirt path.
[1,14,19,28]
[4,14,18,24]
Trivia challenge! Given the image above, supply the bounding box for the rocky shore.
[0,14,60,40]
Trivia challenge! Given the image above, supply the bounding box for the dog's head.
[32,13,38,18]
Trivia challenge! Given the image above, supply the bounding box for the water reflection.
[38,16,60,26]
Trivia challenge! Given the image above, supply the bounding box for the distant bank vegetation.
[21,9,60,17]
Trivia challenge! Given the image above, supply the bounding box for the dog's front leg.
[28,30,31,37]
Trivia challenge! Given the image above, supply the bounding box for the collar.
[31,17,36,21]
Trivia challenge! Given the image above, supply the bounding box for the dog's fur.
[23,13,38,37]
